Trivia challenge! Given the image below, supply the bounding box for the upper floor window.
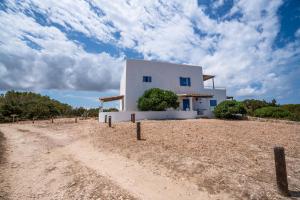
[143,76,152,83]
[210,99,217,107]
[180,77,191,86]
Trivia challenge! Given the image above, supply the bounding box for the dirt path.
[0,123,136,199]
[0,121,230,199]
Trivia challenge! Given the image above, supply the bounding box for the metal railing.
[203,86,226,90]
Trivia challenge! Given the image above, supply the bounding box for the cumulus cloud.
[0,6,123,91]
[0,0,299,101]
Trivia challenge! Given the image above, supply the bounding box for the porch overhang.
[203,74,215,81]
[99,95,124,102]
[177,93,213,98]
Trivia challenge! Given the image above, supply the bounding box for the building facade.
[119,59,227,114]
[99,59,228,121]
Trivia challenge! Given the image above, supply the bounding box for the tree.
[137,88,179,111]
[214,100,246,119]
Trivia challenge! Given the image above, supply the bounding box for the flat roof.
[126,59,202,68]
[177,93,213,98]
[99,95,124,102]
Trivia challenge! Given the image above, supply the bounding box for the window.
[180,77,191,86]
[210,100,217,107]
[143,76,152,83]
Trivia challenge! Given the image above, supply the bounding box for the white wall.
[203,88,227,104]
[124,59,204,111]
[99,111,198,122]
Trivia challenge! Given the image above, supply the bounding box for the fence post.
[104,115,107,123]
[108,116,112,127]
[136,122,141,140]
[131,113,135,123]
[274,146,289,196]
[51,117,54,123]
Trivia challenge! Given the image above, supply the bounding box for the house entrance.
[182,99,190,111]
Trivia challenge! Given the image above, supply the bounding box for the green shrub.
[214,100,246,119]
[253,107,292,119]
[242,99,277,115]
[103,108,118,112]
[282,104,300,121]
[138,88,179,111]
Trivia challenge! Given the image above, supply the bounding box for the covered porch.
[177,93,214,115]
[99,95,124,111]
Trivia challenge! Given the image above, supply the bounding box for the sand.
[0,118,299,199]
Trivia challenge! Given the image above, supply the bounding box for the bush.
[281,104,300,121]
[214,100,247,119]
[253,107,292,119]
[242,99,276,115]
[138,88,179,111]
[102,108,118,112]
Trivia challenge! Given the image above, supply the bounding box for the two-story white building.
[99,59,229,122]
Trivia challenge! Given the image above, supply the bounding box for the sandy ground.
[0,118,299,199]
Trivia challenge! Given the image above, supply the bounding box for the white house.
[99,59,230,122]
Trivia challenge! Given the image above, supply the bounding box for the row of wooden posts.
[10,116,79,124]
[31,117,78,124]
[104,113,141,140]
[103,114,292,197]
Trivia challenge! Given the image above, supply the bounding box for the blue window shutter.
[210,100,217,106]
[180,77,191,86]
[143,76,152,82]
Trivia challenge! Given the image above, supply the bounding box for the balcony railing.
[204,86,226,90]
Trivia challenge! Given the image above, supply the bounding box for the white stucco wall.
[124,59,204,111]
[99,111,198,122]
[119,65,126,110]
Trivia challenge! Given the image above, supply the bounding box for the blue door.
[183,99,190,111]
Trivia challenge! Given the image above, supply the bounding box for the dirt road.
[0,119,232,200]
[1,119,300,199]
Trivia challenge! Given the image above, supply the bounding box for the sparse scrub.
[214,100,246,119]
[254,106,292,119]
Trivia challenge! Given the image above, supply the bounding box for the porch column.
[189,97,193,111]
[100,101,104,112]
[121,98,124,111]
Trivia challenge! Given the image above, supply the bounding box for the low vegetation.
[254,106,292,119]
[0,91,102,123]
[138,88,179,111]
[213,100,246,119]
[214,98,300,121]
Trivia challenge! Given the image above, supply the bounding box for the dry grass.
[90,119,300,199]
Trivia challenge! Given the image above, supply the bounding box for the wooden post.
[136,122,141,140]
[104,115,107,123]
[108,116,112,127]
[51,117,54,123]
[11,114,17,123]
[131,113,135,123]
[274,146,289,196]
[75,117,77,123]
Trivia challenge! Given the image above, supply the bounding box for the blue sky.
[0,0,299,108]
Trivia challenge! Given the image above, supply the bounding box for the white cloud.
[0,0,299,101]
[0,8,124,91]
[295,28,300,38]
